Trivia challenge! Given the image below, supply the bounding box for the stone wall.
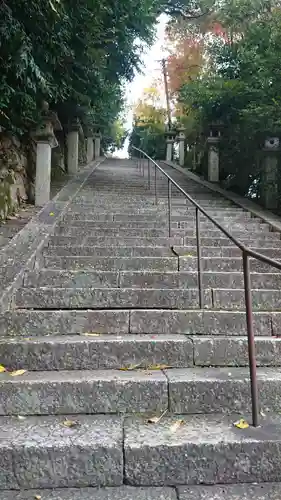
[0,134,30,221]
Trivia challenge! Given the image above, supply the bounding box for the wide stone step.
[23,269,281,290]
[0,334,193,371]
[0,369,168,415]
[179,484,281,499]
[0,414,123,489]
[1,486,178,500]
[15,287,209,309]
[213,288,281,310]
[62,211,252,222]
[43,245,175,257]
[43,256,179,271]
[194,336,281,367]
[48,236,184,247]
[1,366,281,416]
[166,367,281,413]
[180,256,281,273]
[124,413,281,485]
[1,309,279,336]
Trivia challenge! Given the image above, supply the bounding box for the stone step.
[1,366,280,416]
[213,288,281,310]
[0,414,123,489]
[1,309,279,336]
[180,256,281,273]
[0,334,193,371]
[48,236,184,247]
[42,256,179,271]
[56,220,268,231]
[62,211,252,222]
[43,245,176,258]
[124,413,281,485]
[0,369,168,415]
[194,336,281,367]
[23,269,281,290]
[15,287,209,309]
[54,227,281,239]
[166,367,281,414]
[179,484,281,499]
[1,486,178,500]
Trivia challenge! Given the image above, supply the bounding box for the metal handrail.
[132,145,281,427]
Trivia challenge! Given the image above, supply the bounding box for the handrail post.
[242,251,259,427]
[148,158,151,189]
[196,207,204,308]
[154,164,158,204]
[141,151,144,176]
[168,179,172,237]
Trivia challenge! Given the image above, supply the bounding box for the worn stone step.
[16,287,209,309]
[166,367,281,413]
[1,486,178,500]
[43,256,179,271]
[213,288,281,310]
[124,413,281,485]
[0,334,193,371]
[178,484,281,499]
[43,245,175,258]
[180,256,281,273]
[48,236,184,247]
[0,369,168,415]
[1,309,279,336]
[0,414,123,489]
[119,271,281,290]
[219,247,281,259]
[56,221,267,231]
[194,336,281,367]
[62,211,253,222]
[24,270,120,287]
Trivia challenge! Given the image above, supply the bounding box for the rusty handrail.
[132,145,281,427]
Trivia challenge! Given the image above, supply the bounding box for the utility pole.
[161,58,172,130]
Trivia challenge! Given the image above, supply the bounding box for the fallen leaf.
[83,332,100,337]
[34,495,42,500]
[184,254,193,257]
[0,365,6,373]
[62,419,80,428]
[49,212,55,216]
[9,369,27,377]
[146,364,172,370]
[17,415,26,420]
[170,419,185,433]
[147,409,168,424]
[233,418,249,429]
[119,363,141,371]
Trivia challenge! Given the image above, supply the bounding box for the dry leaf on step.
[9,369,27,377]
[62,419,80,428]
[34,495,42,500]
[119,363,141,371]
[0,365,6,373]
[83,332,100,337]
[147,409,168,424]
[49,212,55,216]
[170,419,185,433]
[233,418,249,429]
[17,415,26,421]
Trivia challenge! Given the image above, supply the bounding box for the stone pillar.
[178,127,186,167]
[166,139,173,162]
[207,136,220,182]
[86,136,94,164]
[261,137,281,210]
[67,121,79,174]
[94,133,101,159]
[33,116,58,207]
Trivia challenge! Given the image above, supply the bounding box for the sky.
[115,14,169,158]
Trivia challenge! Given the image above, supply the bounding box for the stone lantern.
[207,121,223,182]
[260,136,281,210]
[66,117,80,175]
[33,103,62,206]
[84,125,94,164]
[177,126,186,167]
[164,128,177,162]
[93,125,102,159]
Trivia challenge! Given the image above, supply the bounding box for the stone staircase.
[1,157,281,499]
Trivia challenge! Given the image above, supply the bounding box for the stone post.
[207,136,220,182]
[166,139,173,162]
[67,120,80,174]
[33,114,59,207]
[94,132,101,159]
[86,136,94,164]
[260,137,281,210]
[178,127,186,167]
